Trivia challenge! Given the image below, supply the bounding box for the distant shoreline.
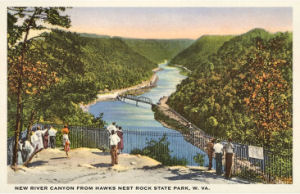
[80,67,162,112]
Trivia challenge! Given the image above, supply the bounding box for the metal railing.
[7,124,292,184]
[6,124,110,165]
[35,124,110,149]
[7,130,27,165]
[68,126,109,149]
[232,144,292,184]
[122,129,208,166]
[7,136,14,165]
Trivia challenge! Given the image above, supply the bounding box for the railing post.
[81,126,83,147]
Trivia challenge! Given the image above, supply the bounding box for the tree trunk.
[26,109,36,141]
[12,78,22,167]
[12,10,37,167]
[19,103,24,139]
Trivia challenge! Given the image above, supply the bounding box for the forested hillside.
[169,35,234,71]
[81,37,157,91]
[8,29,158,136]
[7,7,157,138]
[7,8,192,139]
[167,29,292,150]
[79,33,110,39]
[124,38,193,63]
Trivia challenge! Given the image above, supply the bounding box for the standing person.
[109,130,120,166]
[206,138,215,170]
[61,125,70,147]
[30,130,41,158]
[23,137,46,167]
[22,139,35,162]
[61,125,70,157]
[224,138,234,179]
[48,126,57,148]
[43,126,49,149]
[213,139,224,175]
[107,122,117,134]
[187,122,193,129]
[30,131,39,150]
[33,127,45,150]
[116,126,124,154]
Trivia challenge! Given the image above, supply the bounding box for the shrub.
[193,153,205,166]
[130,134,188,166]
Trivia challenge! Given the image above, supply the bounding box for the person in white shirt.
[213,139,224,175]
[224,138,234,179]
[30,131,39,150]
[48,126,57,148]
[22,140,35,162]
[34,126,47,150]
[107,122,117,135]
[109,130,120,166]
[30,130,42,158]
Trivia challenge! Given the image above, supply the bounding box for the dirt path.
[157,96,190,128]
[7,148,250,184]
[156,96,210,152]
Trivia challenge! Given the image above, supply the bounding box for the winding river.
[88,63,210,166]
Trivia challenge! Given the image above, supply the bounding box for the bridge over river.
[117,94,155,106]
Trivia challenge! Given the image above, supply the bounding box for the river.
[88,63,210,166]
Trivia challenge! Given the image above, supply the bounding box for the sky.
[63,7,292,39]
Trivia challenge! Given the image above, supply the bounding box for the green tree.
[166,29,292,149]
[23,30,101,128]
[239,37,292,147]
[7,7,71,167]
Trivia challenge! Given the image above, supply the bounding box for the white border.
[1,0,300,193]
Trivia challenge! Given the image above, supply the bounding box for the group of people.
[16,125,71,165]
[107,122,124,166]
[17,125,57,165]
[30,125,58,150]
[17,122,124,166]
[206,137,234,179]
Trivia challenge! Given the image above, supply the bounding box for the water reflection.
[89,64,212,166]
